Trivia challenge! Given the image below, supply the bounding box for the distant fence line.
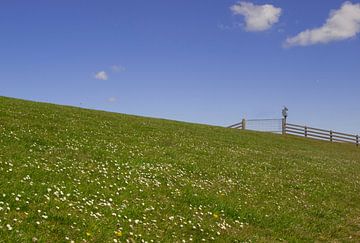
[228,119,359,147]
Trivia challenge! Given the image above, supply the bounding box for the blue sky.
[1,0,360,134]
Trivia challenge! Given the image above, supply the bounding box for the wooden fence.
[286,123,359,146]
[228,119,245,130]
[229,119,359,147]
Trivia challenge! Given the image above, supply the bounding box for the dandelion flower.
[6,224,13,230]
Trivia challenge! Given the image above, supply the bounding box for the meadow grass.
[0,96,360,242]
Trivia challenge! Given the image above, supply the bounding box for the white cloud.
[285,1,360,47]
[94,71,108,81]
[230,1,282,31]
[107,97,117,103]
[111,65,126,73]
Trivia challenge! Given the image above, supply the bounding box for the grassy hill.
[0,96,360,242]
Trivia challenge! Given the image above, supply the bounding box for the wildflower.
[6,224,13,230]
[86,232,92,236]
[213,213,219,219]
[114,230,122,237]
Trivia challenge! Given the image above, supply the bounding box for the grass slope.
[0,96,360,242]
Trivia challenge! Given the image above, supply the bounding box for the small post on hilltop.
[282,107,288,135]
[356,135,359,147]
[330,130,333,142]
[242,119,246,130]
[282,118,286,135]
[305,126,308,137]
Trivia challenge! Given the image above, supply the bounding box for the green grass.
[0,96,360,242]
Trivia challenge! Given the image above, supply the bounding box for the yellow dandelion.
[213,213,219,219]
[114,230,122,237]
[86,232,92,237]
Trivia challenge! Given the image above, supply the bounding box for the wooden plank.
[332,137,356,144]
[288,123,328,133]
[332,134,357,142]
[285,126,304,132]
[306,129,330,137]
[307,133,331,140]
[306,130,356,141]
[228,122,242,128]
[287,130,330,141]
[332,131,357,138]
[286,130,305,136]
[305,126,330,133]
[307,129,330,137]
[286,123,305,129]
[287,125,331,135]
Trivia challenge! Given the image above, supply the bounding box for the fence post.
[242,119,246,130]
[282,118,286,135]
[330,130,333,142]
[305,126,308,137]
[356,135,359,147]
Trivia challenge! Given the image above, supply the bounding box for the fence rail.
[228,119,245,130]
[228,119,359,147]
